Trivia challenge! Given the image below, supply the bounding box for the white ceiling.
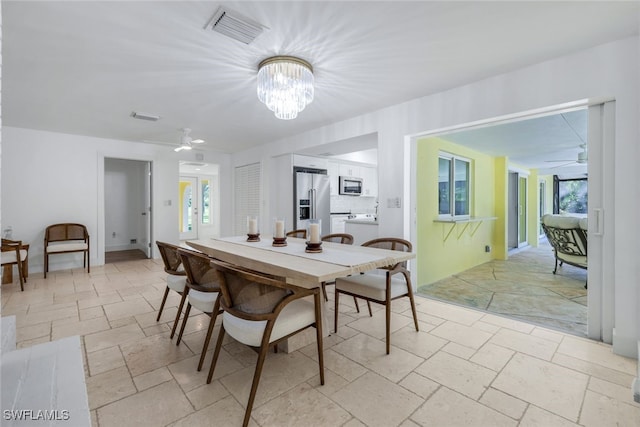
[3,1,638,159]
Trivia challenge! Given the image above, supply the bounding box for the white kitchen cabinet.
[339,163,360,178]
[293,154,328,170]
[360,165,378,197]
[331,214,349,233]
[327,161,340,196]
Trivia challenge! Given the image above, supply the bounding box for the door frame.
[98,154,154,265]
[179,176,198,240]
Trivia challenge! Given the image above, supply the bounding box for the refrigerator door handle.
[311,189,317,219]
[308,189,314,219]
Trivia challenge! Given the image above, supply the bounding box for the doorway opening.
[411,104,596,337]
[104,158,152,263]
[179,162,220,240]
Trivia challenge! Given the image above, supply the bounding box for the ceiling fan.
[173,128,205,152]
[545,143,588,168]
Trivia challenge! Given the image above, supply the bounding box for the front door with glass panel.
[179,177,198,240]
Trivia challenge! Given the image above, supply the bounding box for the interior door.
[143,162,152,257]
[179,176,198,240]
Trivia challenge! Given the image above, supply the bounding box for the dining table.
[186,235,415,351]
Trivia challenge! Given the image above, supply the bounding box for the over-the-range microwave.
[339,176,363,196]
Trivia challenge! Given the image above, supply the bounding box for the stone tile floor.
[1,257,637,426]
[418,242,588,336]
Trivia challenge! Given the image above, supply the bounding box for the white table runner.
[216,236,389,267]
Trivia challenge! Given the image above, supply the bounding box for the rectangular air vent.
[204,7,265,45]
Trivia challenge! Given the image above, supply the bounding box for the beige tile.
[399,419,421,427]
[332,372,423,427]
[185,381,229,411]
[470,342,515,372]
[415,351,495,399]
[52,316,111,340]
[17,336,51,348]
[489,328,558,361]
[531,327,565,343]
[557,336,637,375]
[143,323,170,337]
[480,313,536,333]
[97,380,193,427]
[108,316,137,329]
[398,372,440,400]
[86,366,137,410]
[87,346,125,376]
[78,293,123,310]
[342,418,367,427]
[306,368,350,398]
[417,299,484,325]
[79,306,105,321]
[347,309,412,340]
[302,348,368,382]
[472,320,501,334]
[552,353,636,388]
[169,395,252,427]
[588,377,640,407]
[133,367,174,391]
[84,323,145,353]
[221,351,320,409]
[253,382,352,426]
[22,305,78,326]
[135,306,178,329]
[579,390,640,427]
[120,333,194,377]
[390,326,448,358]
[16,322,51,342]
[480,387,527,420]
[442,341,476,359]
[103,298,154,321]
[429,320,492,350]
[332,334,424,382]
[493,353,588,421]
[411,387,516,427]
[520,405,580,427]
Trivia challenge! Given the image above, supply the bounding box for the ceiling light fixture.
[257,56,314,120]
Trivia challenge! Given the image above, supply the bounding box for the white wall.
[1,127,231,272]
[231,37,639,359]
[104,158,146,252]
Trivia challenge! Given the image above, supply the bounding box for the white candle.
[248,218,258,234]
[309,223,320,243]
[275,220,285,238]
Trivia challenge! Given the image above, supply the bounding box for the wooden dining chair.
[176,248,223,371]
[44,223,90,278]
[334,237,419,354]
[319,233,367,313]
[285,229,307,239]
[155,241,187,338]
[1,239,28,291]
[206,260,324,427]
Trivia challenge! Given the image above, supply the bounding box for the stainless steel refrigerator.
[294,171,330,234]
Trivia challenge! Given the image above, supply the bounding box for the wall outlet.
[485,245,491,253]
[130,239,137,244]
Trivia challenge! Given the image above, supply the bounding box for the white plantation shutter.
[234,162,262,235]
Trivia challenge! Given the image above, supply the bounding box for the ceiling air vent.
[180,162,207,167]
[130,111,160,121]
[204,7,265,45]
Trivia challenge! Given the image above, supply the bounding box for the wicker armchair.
[44,223,89,278]
[155,241,188,338]
[1,239,28,291]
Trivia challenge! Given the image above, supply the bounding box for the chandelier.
[257,56,314,120]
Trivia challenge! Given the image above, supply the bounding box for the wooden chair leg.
[16,262,25,292]
[366,301,373,317]
[314,293,325,385]
[197,300,221,371]
[176,303,192,345]
[87,250,90,274]
[44,253,48,278]
[321,282,328,302]
[334,288,340,333]
[243,342,270,427]
[170,291,188,339]
[353,296,360,313]
[207,325,226,384]
[385,301,391,355]
[156,287,170,321]
[407,289,419,332]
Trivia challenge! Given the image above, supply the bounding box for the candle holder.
[272,217,286,246]
[246,215,260,241]
[272,236,287,247]
[247,233,261,242]
[305,241,323,253]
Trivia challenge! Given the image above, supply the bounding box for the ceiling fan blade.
[545,159,575,163]
[191,139,205,144]
[549,162,576,169]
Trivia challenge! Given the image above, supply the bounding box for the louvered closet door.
[234,162,262,236]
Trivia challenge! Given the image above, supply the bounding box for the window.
[201,179,211,225]
[553,175,587,214]
[438,153,470,218]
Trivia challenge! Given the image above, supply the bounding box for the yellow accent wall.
[527,169,539,247]
[179,181,190,231]
[416,137,501,286]
[494,157,508,260]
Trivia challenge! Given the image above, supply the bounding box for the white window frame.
[438,152,471,220]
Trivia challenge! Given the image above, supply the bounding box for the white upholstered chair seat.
[2,249,28,264]
[222,298,315,347]
[167,274,187,293]
[557,253,588,268]
[46,242,88,253]
[187,289,220,313]
[335,274,408,301]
